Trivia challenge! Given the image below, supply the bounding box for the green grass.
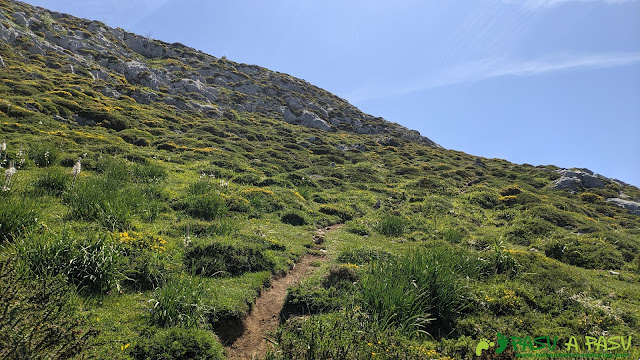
[0,3,639,357]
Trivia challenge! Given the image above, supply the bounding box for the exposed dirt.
[224,224,342,360]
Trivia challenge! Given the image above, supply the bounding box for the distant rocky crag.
[0,0,437,146]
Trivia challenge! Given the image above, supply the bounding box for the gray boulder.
[606,198,640,216]
[551,170,605,191]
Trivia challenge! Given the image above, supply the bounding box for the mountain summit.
[0,0,437,146]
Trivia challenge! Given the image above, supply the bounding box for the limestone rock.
[606,198,640,216]
[551,170,605,191]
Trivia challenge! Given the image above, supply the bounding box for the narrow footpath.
[225,224,342,360]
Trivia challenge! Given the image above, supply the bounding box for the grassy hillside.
[1,1,639,359]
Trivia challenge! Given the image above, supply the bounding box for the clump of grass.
[184,242,274,276]
[131,327,224,360]
[322,264,359,289]
[375,215,408,237]
[29,143,59,167]
[345,219,370,236]
[149,275,208,328]
[180,181,227,220]
[281,211,307,226]
[0,258,98,359]
[360,246,479,337]
[15,229,122,293]
[0,195,38,243]
[544,237,624,270]
[32,167,70,196]
[318,205,353,222]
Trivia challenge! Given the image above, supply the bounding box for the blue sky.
[24,0,640,186]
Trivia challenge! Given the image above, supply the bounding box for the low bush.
[345,219,369,236]
[281,211,307,226]
[0,259,97,359]
[504,218,555,246]
[375,215,408,237]
[544,237,624,270]
[318,205,353,222]
[467,191,498,209]
[580,192,604,203]
[149,276,208,328]
[442,228,465,243]
[281,285,349,318]
[269,310,449,360]
[182,193,227,220]
[184,242,275,276]
[322,264,359,289]
[15,229,122,293]
[32,167,70,196]
[28,143,59,167]
[499,184,522,196]
[0,196,38,243]
[131,327,224,360]
[240,187,284,213]
[360,247,476,337]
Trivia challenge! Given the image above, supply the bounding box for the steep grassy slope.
[1,1,639,359]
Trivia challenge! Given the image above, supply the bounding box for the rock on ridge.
[0,0,439,147]
[551,169,605,191]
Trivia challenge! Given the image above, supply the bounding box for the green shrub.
[529,205,580,229]
[132,161,167,183]
[184,242,275,276]
[544,237,624,270]
[183,193,227,220]
[505,218,555,246]
[269,309,449,359]
[15,230,122,293]
[281,211,307,226]
[360,247,475,337]
[375,215,408,237]
[467,191,498,209]
[28,143,59,167]
[63,177,140,231]
[0,259,97,360]
[131,327,224,360]
[499,184,522,196]
[345,220,370,236]
[282,285,349,318]
[323,264,359,290]
[442,228,464,243]
[240,188,283,214]
[580,192,603,203]
[0,196,38,243]
[318,205,353,222]
[32,167,70,196]
[149,276,208,328]
[498,195,518,206]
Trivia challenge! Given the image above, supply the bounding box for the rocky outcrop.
[551,169,605,191]
[606,198,640,216]
[0,0,440,146]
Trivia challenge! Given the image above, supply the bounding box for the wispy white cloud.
[348,52,640,102]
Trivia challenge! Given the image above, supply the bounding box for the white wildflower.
[0,140,6,152]
[72,159,82,177]
[3,163,16,191]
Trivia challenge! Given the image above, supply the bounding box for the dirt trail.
[225,224,342,360]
